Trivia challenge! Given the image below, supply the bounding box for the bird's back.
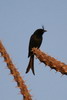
[28,33,42,57]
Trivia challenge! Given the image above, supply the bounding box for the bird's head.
[34,26,47,36]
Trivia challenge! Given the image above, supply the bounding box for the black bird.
[26,26,47,75]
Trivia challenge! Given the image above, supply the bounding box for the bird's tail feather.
[26,55,35,75]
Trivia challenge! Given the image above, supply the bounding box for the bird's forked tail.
[26,55,35,75]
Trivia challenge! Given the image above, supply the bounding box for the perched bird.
[26,26,47,75]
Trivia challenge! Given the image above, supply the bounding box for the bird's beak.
[44,30,47,32]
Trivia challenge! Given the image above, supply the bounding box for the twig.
[0,41,32,100]
[32,48,67,75]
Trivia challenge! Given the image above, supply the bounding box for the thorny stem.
[0,41,32,100]
[32,48,67,75]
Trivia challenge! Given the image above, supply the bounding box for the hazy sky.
[0,0,67,100]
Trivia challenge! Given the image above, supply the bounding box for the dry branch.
[0,41,32,100]
[32,48,67,75]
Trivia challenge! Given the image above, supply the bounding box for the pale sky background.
[0,0,67,100]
